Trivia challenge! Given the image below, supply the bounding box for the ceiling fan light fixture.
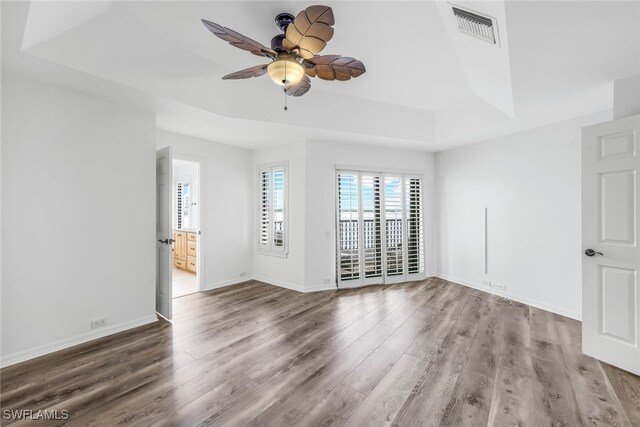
[202,5,366,98]
[267,58,304,86]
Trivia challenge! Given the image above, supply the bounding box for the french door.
[337,170,425,287]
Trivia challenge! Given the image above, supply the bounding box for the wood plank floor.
[1,278,639,426]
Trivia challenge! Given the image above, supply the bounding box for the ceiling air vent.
[452,6,497,45]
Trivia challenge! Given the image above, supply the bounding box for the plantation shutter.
[384,175,404,278]
[258,163,287,255]
[272,166,286,251]
[176,182,183,229]
[361,173,383,281]
[259,170,270,249]
[406,176,425,275]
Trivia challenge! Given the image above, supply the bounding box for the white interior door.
[156,146,173,320]
[582,114,640,375]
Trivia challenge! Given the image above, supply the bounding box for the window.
[337,170,425,286]
[258,163,288,255]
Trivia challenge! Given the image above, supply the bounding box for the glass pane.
[385,176,403,276]
[338,173,360,281]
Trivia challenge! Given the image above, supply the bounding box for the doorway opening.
[172,158,201,298]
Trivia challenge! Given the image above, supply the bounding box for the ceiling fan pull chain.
[283,60,287,85]
[283,61,288,111]
[283,60,288,111]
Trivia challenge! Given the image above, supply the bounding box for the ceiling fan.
[201,5,366,99]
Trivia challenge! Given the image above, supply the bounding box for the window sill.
[257,249,289,259]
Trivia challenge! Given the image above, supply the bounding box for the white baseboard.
[207,275,333,293]
[252,276,304,292]
[336,281,369,289]
[305,283,337,292]
[204,276,253,291]
[0,314,158,368]
[436,273,582,321]
[208,276,432,294]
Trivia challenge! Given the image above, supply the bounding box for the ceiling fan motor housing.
[272,13,295,52]
[271,34,287,51]
[275,13,294,32]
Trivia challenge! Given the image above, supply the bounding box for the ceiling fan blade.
[222,64,269,80]
[201,19,277,58]
[310,55,366,81]
[285,75,311,97]
[305,67,317,78]
[284,5,335,59]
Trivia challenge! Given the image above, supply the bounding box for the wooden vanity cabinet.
[173,231,196,273]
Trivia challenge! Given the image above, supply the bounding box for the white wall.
[305,141,436,291]
[614,74,640,119]
[435,111,611,320]
[252,141,435,292]
[252,143,307,291]
[1,75,157,366]
[157,130,253,290]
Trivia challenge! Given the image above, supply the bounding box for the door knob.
[585,249,603,257]
[158,239,169,244]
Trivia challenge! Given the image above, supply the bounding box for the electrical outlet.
[239,272,246,277]
[482,281,492,288]
[492,283,506,291]
[91,318,107,329]
[323,279,332,285]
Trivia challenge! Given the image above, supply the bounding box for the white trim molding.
[204,276,253,291]
[1,315,158,368]
[436,273,582,321]
[252,275,304,292]
[206,275,333,293]
[305,283,337,292]
[334,164,425,175]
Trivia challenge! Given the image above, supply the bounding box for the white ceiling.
[2,1,639,151]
